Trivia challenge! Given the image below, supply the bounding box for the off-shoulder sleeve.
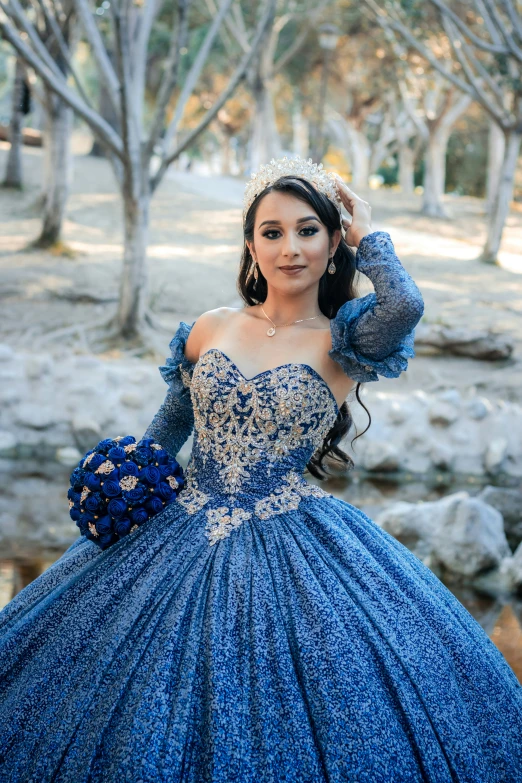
[329,231,424,383]
[141,321,196,460]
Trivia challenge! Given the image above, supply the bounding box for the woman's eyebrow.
[258,216,321,228]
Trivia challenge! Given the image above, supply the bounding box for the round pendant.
[267,326,276,337]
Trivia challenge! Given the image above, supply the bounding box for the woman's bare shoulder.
[184,306,245,362]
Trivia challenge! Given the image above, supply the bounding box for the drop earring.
[253,261,258,282]
[328,255,336,274]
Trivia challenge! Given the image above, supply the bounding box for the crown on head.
[243,155,343,221]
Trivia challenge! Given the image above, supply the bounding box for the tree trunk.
[479,130,521,265]
[35,90,73,247]
[485,118,505,214]
[349,128,370,189]
[3,58,25,189]
[116,191,150,337]
[422,128,450,218]
[398,143,415,195]
[292,102,309,159]
[249,78,282,172]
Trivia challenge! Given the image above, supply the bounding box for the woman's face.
[246,191,341,293]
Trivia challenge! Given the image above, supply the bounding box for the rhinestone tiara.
[243,155,343,221]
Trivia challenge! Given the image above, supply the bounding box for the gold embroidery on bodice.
[175,349,338,544]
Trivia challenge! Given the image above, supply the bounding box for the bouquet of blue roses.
[68,435,185,550]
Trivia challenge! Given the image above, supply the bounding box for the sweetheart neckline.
[196,348,341,416]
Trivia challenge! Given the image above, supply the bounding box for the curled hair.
[236,175,371,479]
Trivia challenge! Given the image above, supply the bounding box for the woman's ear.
[330,228,342,256]
[246,241,256,261]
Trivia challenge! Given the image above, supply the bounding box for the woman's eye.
[262,226,319,239]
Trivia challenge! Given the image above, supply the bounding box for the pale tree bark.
[0,0,277,340]
[485,116,505,213]
[326,112,374,188]
[363,0,522,264]
[292,100,309,159]
[422,89,472,218]
[481,129,521,263]
[3,57,25,189]
[35,87,74,248]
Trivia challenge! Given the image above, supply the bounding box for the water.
[1,464,521,682]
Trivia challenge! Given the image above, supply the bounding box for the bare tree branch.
[145,0,192,160]
[428,0,508,54]
[31,0,93,108]
[150,0,277,191]
[74,0,121,118]
[0,15,124,156]
[1,0,67,80]
[499,0,522,42]
[274,0,333,73]
[474,0,505,44]
[133,0,162,133]
[480,0,522,61]
[160,0,235,155]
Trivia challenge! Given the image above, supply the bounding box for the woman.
[1,157,521,782]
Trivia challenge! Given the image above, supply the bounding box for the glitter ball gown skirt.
[1,493,521,783]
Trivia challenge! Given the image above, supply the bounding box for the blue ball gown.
[1,232,521,782]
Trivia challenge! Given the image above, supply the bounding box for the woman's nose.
[281,233,300,257]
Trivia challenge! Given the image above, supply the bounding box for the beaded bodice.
[174,349,339,543]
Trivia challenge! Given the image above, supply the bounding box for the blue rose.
[108,498,128,517]
[119,436,136,447]
[155,482,174,502]
[96,438,116,454]
[154,449,170,465]
[102,480,121,498]
[96,515,112,535]
[69,505,82,522]
[130,507,149,526]
[108,446,126,462]
[141,465,161,485]
[85,493,103,513]
[98,533,115,549]
[158,464,172,478]
[138,437,155,448]
[126,486,146,505]
[88,453,106,471]
[145,497,164,515]
[84,473,101,491]
[119,461,139,478]
[114,517,132,537]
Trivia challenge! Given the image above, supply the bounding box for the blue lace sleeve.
[141,321,196,459]
[329,231,424,383]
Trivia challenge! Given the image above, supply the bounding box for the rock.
[375,500,440,559]
[387,402,407,425]
[15,404,61,430]
[414,324,514,360]
[484,438,508,474]
[431,492,511,578]
[508,543,522,595]
[429,443,455,471]
[477,486,522,550]
[438,389,461,406]
[71,416,102,452]
[24,355,52,380]
[120,391,144,409]
[428,401,458,427]
[0,344,15,362]
[56,446,83,466]
[0,430,17,456]
[361,441,400,472]
[466,397,491,420]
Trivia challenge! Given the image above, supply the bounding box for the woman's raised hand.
[332,174,372,248]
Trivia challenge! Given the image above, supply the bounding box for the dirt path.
[1,131,521,401]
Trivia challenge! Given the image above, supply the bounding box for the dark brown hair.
[236,175,371,479]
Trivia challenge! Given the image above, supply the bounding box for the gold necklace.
[260,305,320,337]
